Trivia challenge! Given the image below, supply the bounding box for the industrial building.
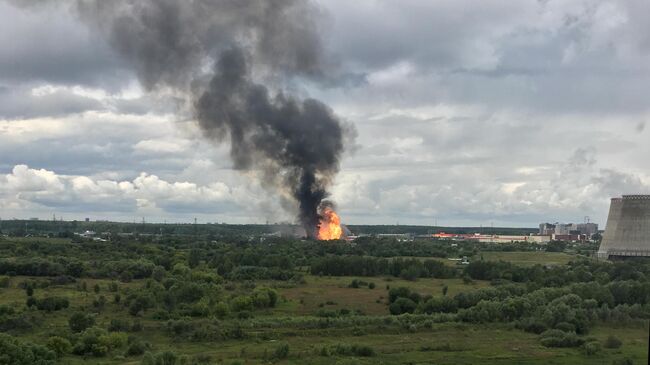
[430,232,551,244]
[598,195,650,259]
[538,222,598,237]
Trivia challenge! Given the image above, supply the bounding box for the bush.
[0,304,14,316]
[126,338,150,356]
[604,335,622,349]
[46,336,72,357]
[274,343,289,359]
[400,266,421,281]
[0,275,10,288]
[108,318,131,332]
[72,327,109,357]
[0,333,56,364]
[539,329,585,348]
[418,297,457,314]
[30,296,69,312]
[611,358,634,365]
[230,296,253,312]
[141,351,178,365]
[99,332,128,350]
[252,288,278,308]
[388,287,412,303]
[69,312,95,333]
[108,281,119,292]
[352,345,375,357]
[319,344,376,357]
[583,341,601,356]
[389,297,417,315]
[214,302,229,318]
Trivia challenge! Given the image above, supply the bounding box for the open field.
[475,251,576,266]
[275,275,490,316]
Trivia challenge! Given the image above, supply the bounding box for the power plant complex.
[597,195,650,259]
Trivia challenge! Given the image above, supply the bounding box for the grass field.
[275,275,489,316]
[475,251,576,266]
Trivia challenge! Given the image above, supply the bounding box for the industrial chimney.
[597,195,650,259]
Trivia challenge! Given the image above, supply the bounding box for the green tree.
[0,333,56,365]
[69,312,95,333]
[46,336,72,357]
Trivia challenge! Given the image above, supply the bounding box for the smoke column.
[68,0,353,237]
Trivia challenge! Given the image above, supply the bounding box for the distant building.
[552,234,585,242]
[539,222,598,240]
[539,223,555,235]
[554,223,576,235]
[376,233,413,242]
[528,235,552,244]
[576,223,598,237]
[431,232,550,244]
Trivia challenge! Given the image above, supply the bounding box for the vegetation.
[0,223,647,364]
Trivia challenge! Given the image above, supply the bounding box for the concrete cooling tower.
[597,195,650,259]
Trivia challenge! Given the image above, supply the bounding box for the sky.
[1,0,650,227]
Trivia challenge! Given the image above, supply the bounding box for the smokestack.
[66,0,354,237]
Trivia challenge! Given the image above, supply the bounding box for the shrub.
[316,309,338,318]
[145,351,178,365]
[274,343,289,359]
[389,297,417,315]
[167,319,193,336]
[126,338,150,356]
[99,331,128,350]
[418,297,457,314]
[0,333,56,364]
[611,358,634,365]
[352,345,375,357]
[252,288,278,308]
[0,275,10,288]
[214,302,229,318]
[230,296,253,312]
[108,281,119,292]
[388,287,411,303]
[46,336,72,357]
[368,282,376,289]
[72,327,109,357]
[320,344,376,357]
[109,318,131,332]
[400,266,420,281]
[604,335,622,349]
[0,304,14,316]
[31,296,69,312]
[539,329,585,348]
[69,312,95,333]
[237,311,252,319]
[583,341,601,356]
[152,266,166,282]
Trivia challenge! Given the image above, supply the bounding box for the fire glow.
[317,207,342,240]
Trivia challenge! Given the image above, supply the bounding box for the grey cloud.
[0,86,104,119]
[0,2,130,89]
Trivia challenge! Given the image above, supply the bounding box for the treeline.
[386,277,650,348]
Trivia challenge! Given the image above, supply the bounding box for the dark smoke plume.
[196,47,345,236]
[67,0,353,236]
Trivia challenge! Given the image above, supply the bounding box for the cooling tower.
[597,195,650,259]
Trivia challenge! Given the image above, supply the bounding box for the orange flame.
[317,207,342,240]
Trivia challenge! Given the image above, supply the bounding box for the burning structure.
[597,195,650,259]
[64,1,354,239]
